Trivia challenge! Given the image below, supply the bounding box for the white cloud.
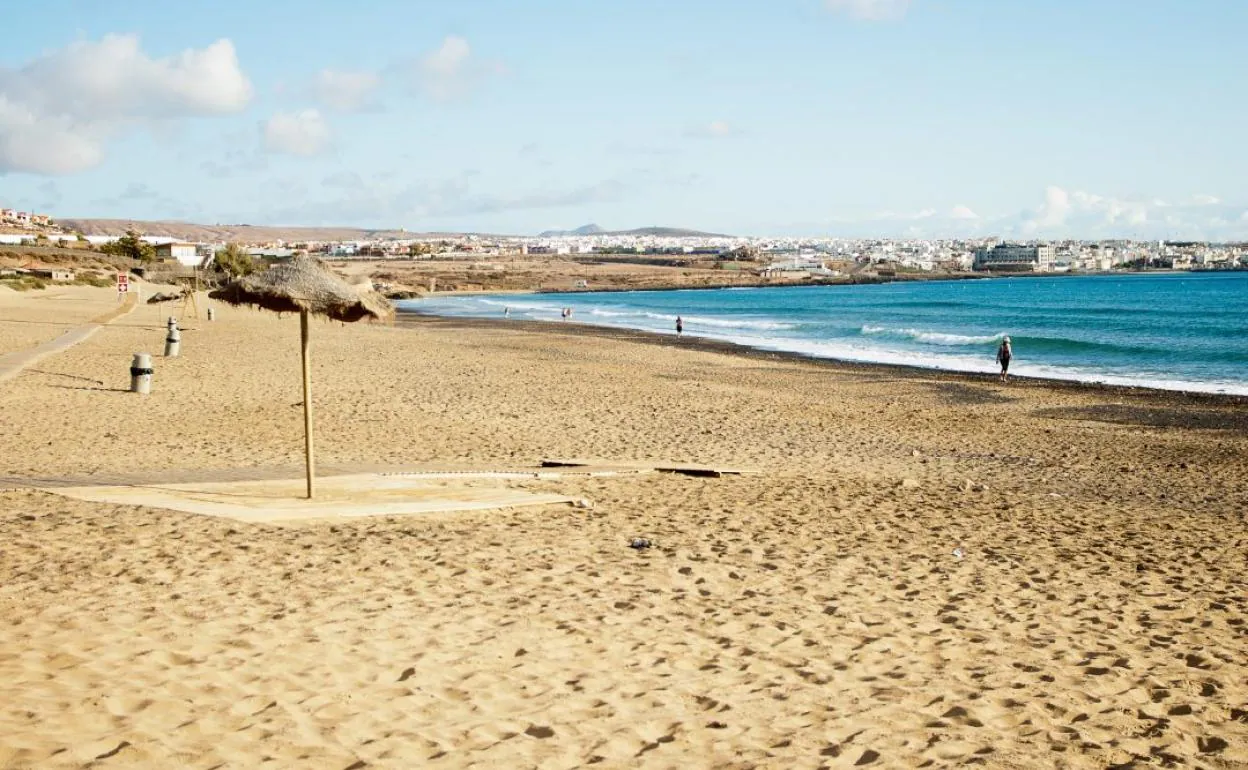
[6,35,251,119]
[1007,185,1248,239]
[424,36,471,79]
[825,0,912,21]
[263,109,331,156]
[776,187,1248,239]
[1019,185,1072,232]
[313,69,381,112]
[0,34,251,174]
[0,97,103,174]
[869,208,940,221]
[117,181,159,200]
[685,120,734,138]
[400,35,501,102]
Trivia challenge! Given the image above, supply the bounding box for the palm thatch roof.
[146,290,188,304]
[209,256,393,323]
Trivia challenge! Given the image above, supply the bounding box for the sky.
[1,0,1246,239]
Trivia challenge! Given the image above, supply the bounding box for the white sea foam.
[683,315,796,331]
[861,325,1004,346]
[400,292,1248,396]
[712,332,1248,395]
[590,309,798,331]
[476,299,559,313]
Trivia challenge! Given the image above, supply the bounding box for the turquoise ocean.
[400,272,1248,395]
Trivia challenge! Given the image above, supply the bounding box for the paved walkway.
[0,293,137,385]
[0,461,635,491]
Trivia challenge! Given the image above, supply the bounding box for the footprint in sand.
[524,725,555,739]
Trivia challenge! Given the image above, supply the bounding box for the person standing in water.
[675,316,683,335]
[996,336,1013,382]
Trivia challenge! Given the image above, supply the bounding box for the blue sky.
[2,0,1246,238]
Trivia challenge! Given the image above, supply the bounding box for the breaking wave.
[860,325,1005,346]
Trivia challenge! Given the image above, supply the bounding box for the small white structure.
[760,255,837,278]
[154,242,201,267]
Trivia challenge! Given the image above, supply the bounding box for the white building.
[761,256,838,278]
[154,242,200,266]
[973,244,1056,272]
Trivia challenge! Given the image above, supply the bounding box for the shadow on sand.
[1036,404,1248,432]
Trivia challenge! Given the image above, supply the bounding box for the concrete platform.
[0,461,636,491]
[46,473,581,526]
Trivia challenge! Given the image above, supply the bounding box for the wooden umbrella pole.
[300,309,315,499]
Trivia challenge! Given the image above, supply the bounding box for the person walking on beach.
[996,336,1013,383]
[504,307,510,318]
[675,316,683,336]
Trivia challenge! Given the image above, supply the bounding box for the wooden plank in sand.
[541,459,758,478]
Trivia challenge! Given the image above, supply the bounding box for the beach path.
[0,291,137,385]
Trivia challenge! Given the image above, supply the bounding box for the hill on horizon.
[56,218,733,243]
[56,218,507,244]
[618,226,732,238]
[538,223,605,237]
[539,224,732,238]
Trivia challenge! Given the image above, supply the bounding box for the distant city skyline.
[2,0,1246,239]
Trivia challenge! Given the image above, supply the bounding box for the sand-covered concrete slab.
[47,473,579,524]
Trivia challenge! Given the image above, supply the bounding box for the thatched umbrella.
[210,257,393,498]
[146,290,187,305]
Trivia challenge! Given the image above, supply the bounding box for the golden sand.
[0,285,130,356]
[1,286,1245,768]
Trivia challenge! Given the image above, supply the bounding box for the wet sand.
[1,287,1245,768]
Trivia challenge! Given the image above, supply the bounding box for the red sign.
[116,273,129,293]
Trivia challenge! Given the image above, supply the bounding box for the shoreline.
[396,309,1248,410]
[393,266,1245,301]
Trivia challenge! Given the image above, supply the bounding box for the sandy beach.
[0,285,132,356]
[1,285,1245,768]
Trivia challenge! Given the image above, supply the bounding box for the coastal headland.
[1,285,1245,767]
